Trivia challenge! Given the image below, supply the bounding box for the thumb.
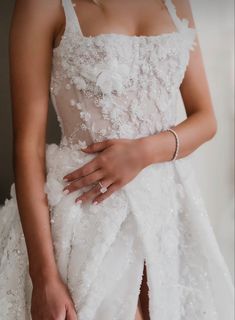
[81,140,112,153]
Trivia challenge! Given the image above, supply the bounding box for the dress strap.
[62,0,83,35]
[163,0,188,32]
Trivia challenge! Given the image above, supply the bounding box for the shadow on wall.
[0,1,60,204]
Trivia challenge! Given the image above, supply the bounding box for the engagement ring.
[98,181,108,193]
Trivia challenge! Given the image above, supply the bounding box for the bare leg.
[135,261,150,320]
[135,299,144,320]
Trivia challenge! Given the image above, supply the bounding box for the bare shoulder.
[11,0,64,46]
[171,0,196,29]
[12,0,62,22]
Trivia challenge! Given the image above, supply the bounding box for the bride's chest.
[51,32,192,96]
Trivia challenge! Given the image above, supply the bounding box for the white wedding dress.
[0,0,234,319]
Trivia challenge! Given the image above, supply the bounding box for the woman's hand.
[63,138,148,205]
[31,274,77,320]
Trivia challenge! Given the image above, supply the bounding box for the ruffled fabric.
[0,144,234,319]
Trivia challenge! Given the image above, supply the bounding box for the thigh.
[138,263,150,319]
[135,299,144,320]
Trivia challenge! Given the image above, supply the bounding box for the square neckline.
[53,30,184,54]
[53,0,196,53]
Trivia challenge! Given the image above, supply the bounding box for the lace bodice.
[50,0,197,149]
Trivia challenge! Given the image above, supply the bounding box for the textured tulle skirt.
[0,143,234,320]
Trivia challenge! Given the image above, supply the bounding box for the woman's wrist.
[29,261,60,284]
[136,136,155,168]
[137,130,177,166]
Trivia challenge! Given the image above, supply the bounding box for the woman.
[0,0,234,319]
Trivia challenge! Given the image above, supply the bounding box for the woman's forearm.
[139,110,217,167]
[13,143,58,283]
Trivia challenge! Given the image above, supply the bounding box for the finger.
[76,178,113,204]
[66,305,77,320]
[63,158,100,182]
[81,139,113,153]
[92,182,120,205]
[75,184,101,204]
[63,170,104,194]
[75,178,113,204]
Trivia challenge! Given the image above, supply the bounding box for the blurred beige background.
[0,0,234,278]
[187,0,234,280]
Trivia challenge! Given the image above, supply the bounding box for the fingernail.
[63,189,69,195]
[93,201,98,206]
[76,199,83,205]
[63,178,68,182]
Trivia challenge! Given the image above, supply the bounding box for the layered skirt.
[0,143,234,320]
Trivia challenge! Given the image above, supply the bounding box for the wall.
[189,0,234,279]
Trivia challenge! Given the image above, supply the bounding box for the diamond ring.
[98,181,108,194]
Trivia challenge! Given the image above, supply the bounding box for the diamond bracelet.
[166,128,179,161]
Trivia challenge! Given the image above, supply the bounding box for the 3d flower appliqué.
[96,59,131,95]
